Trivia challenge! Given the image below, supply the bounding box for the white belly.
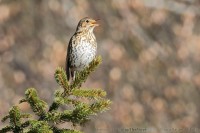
[71,42,96,71]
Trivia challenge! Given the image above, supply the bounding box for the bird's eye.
[86,20,89,23]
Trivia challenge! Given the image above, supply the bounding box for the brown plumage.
[66,17,99,81]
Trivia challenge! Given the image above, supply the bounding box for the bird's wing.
[66,37,73,81]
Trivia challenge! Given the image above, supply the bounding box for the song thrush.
[66,17,99,81]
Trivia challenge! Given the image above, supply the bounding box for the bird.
[66,17,99,81]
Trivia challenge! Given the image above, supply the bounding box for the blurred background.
[1,0,200,132]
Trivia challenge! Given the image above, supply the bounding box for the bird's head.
[76,17,99,33]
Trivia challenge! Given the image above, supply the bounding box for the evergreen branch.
[19,99,27,104]
[21,113,31,119]
[27,120,53,133]
[0,125,13,133]
[54,90,72,105]
[24,88,47,117]
[0,55,111,133]
[90,99,112,113]
[46,108,90,124]
[60,102,97,125]
[48,90,74,112]
[9,106,21,127]
[21,121,30,128]
[52,126,83,133]
[60,109,90,125]
[49,56,102,112]
[48,90,63,112]
[54,92,80,106]
[1,115,10,122]
[0,107,31,133]
[48,102,60,112]
[44,111,68,123]
[70,56,102,89]
[45,109,89,124]
[60,100,111,125]
[72,88,106,99]
[55,67,69,92]
[48,89,82,112]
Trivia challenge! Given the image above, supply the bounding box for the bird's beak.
[91,19,100,26]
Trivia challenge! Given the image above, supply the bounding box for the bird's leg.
[72,71,76,81]
[71,71,82,88]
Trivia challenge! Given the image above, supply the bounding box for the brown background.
[0,0,200,132]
